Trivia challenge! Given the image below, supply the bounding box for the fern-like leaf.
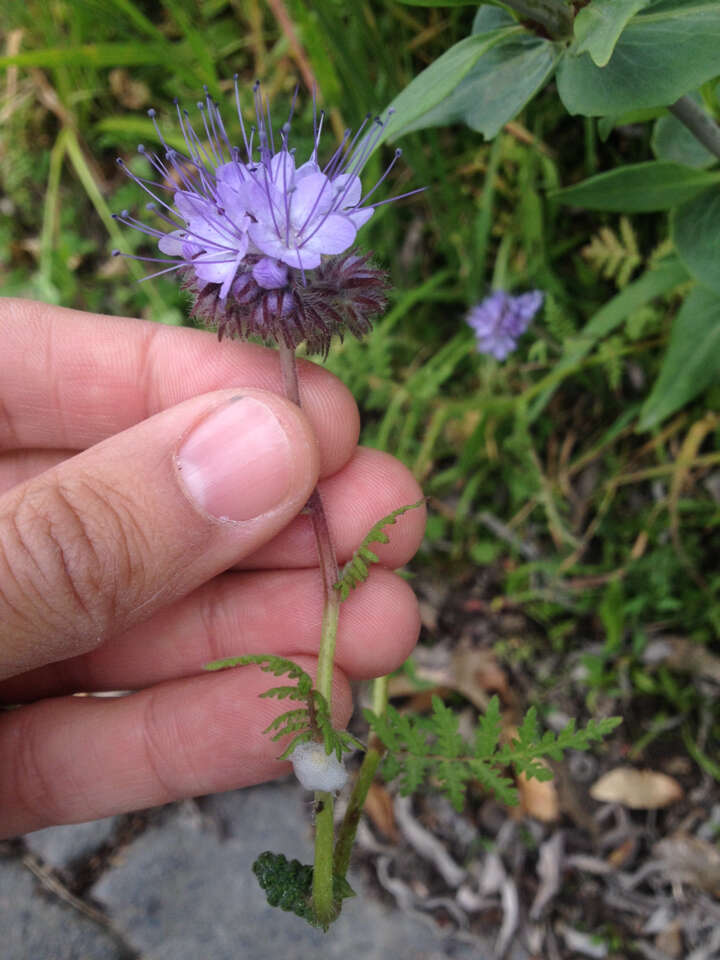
[204,654,313,695]
[334,499,425,600]
[582,216,641,288]
[499,715,622,779]
[366,696,620,811]
[474,695,502,757]
[468,758,518,807]
[259,685,308,701]
[430,695,465,759]
[264,708,310,733]
[204,654,363,763]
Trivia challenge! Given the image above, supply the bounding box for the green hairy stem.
[333,676,389,879]
[278,343,341,925]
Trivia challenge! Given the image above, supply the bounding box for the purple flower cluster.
[466,290,543,360]
[114,81,416,354]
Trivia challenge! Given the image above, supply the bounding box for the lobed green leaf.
[334,500,425,600]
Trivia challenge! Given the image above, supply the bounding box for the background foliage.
[1,0,718,783]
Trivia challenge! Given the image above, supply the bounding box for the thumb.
[0,389,320,679]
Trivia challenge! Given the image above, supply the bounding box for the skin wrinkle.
[40,479,124,643]
[2,490,69,654]
[197,573,239,667]
[0,395,19,451]
[5,706,63,829]
[1,474,151,666]
[80,474,153,625]
[47,483,101,626]
[140,685,194,802]
[134,320,165,425]
[45,307,72,451]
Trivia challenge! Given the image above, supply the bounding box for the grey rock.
[93,783,490,960]
[0,856,125,960]
[24,816,119,871]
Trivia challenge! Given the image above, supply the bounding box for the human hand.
[0,299,424,838]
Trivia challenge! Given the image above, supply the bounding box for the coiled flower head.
[113,80,417,355]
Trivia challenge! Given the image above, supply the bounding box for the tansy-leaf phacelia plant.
[115,79,618,932]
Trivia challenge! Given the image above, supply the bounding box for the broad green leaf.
[574,0,651,67]
[638,284,720,430]
[557,1,720,116]
[552,162,720,212]
[526,257,690,420]
[472,7,516,30]
[378,26,523,145]
[395,33,560,141]
[652,107,717,169]
[671,188,720,293]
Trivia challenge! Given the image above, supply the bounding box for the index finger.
[0,299,359,476]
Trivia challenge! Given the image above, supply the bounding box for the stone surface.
[93,783,491,960]
[0,856,126,960]
[25,816,119,871]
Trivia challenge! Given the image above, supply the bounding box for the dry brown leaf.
[654,834,720,897]
[655,922,684,958]
[658,636,720,684]
[362,782,398,841]
[451,646,509,707]
[607,836,635,868]
[517,768,560,823]
[386,643,509,712]
[590,767,683,810]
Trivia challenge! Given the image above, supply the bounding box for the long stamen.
[365,186,426,208]
[357,148,402,206]
[322,129,352,178]
[282,148,291,246]
[181,109,219,179]
[233,74,253,160]
[312,109,325,165]
[265,89,275,155]
[204,87,226,162]
[253,80,271,166]
[197,98,221,166]
[115,205,240,254]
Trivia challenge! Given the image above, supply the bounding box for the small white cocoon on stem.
[290,741,348,793]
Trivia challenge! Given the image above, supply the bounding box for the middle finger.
[0,566,420,702]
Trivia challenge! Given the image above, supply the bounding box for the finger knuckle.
[0,476,148,653]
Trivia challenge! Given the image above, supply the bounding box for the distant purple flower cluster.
[114,81,417,354]
[466,290,543,360]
